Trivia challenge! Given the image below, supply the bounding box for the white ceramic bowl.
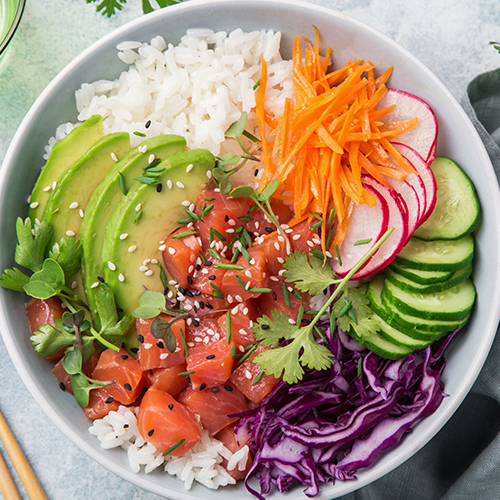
[1,1,500,499]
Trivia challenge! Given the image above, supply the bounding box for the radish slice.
[331,184,388,277]
[347,177,409,280]
[392,142,437,224]
[378,89,438,165]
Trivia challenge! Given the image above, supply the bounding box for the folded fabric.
[336,70,500,500]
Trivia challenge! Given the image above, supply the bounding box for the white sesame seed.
[274,242,280,251]
[167,290,173,298]
[249,320,253,327]
[167,180,173,189]
[250,259,256,265]
[187,342,195,347]
[207,329,215,336]
[118,273,125,282]
[203,337,210,344]
[29,201,39,209]
[239,329,247,337]
[148,154,155,164]
[278,235,285,242]
[181,200,190,207]
[270,276,279,282]
[245,281,251,290]
[195,337,202,343]
[66,230,75,237]
[312,237,321,245]
[52,181,57,190]
[245,270,252,278]
[235,295,243,302]
[255,222,260,229]
[285,228,293,233]
[226,228,235,234]
[71,281,78,289]
[227,295,233,304]
[43,185,51,192]
[277,257,284,264]
[160,353,169,360]
[206,170,212,179]
[135,203,142,212]
[168,247,175,255]
[326,251,333,258]
[139,266,148,272]
[184,304,193,311]
[189,203,195,212]
[120,233,128,240]
[228,219,236,226]
[187,222,194,229]
[108,261,116,271]
[242,308,248,316]
[288,286,293,292]
[292,234,301,241]
[307,240,314,248]
[214,333,220,340]
[128,245,137,253]
[145,270,153,276]
[159,244,167,251]
[245,370,252,380]
[186,163,194,172]
[35,218,41,226]
[111,152,118,162]
[144,343,153,349]
[288,318,296,325]
[90,282,99,289]
[186,318,193,326]
[176,181,185,189]
[278,269,286,276]
[281,224,289,230]
[151,258,158,264]
[143,259,151,265]
[188,265,194,273]
[139,145,148,153]
[79,209,84,219]
[190,254,196,263]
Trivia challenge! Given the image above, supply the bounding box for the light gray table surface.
[1,1,499,499]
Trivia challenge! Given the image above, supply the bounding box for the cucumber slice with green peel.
[386,264,472,294]
[413,157,480,240]
[389,263,452,284]
[382,278,476,321]
[373,312,432,349]
[348,328,414,360]
[367,275,444,340]
[395,235,474,272]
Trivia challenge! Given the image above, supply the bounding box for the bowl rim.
[1,0,500,498]
[0,0,26,56]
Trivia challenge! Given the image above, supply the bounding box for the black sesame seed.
[224,215,229,222]
[208,275,216,280]
[204,261,213,267]
[224,385,233,391]
[205,303,213,310]
[59,382,66,391]
[124,383,132,391]
[145,120,151,128]
[199,301,205,309]
[254,168,259,177]
[121,342,126,348]
[117,307,124,313]
[265,227,274,233]
[124,424,129,428]
[185,289,194,298]
[272,292,277,301]
[199,383,207,391]
[148,429,155,437]
[156,183,163,193]
[138,334,145,343]
[194,290,202,296]
[168,403,174,410]
[130,347,139,354]
[192,319,200,327]
[211,387,220,393]
[206,354,216,359]
[187,276,193,285]
[261,324,270,330]
[149,369,153,375]
[97,276,105,283]
[105,396,114,404]
[121,354,129,360]
[186,376,192,383]
[156,341,165,349]
[193,305,198,313]
[178,286,186,294]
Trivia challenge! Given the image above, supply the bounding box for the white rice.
[45,28,293,159]
[89,405,249,490]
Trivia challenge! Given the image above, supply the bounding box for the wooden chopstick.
[0,447,22,500]
[0,409,48,500]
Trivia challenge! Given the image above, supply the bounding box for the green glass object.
[0,0,25,56]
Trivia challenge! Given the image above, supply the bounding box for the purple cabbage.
[234,327,460,499]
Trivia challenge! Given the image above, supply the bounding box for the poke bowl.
[1,0,499,499]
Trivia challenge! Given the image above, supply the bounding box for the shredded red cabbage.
[234,327,459,499]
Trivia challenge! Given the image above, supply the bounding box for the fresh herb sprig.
[252,228,394,384]
[86,0,184,18]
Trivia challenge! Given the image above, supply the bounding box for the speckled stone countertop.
[1,1,499,499]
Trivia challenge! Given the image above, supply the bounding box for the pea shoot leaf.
[283,251,336,296]
[132,290,167,319]
[150,316,179,353]
[14,217,52,273]
[23,258,65,299]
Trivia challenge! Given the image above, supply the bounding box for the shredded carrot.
[254,33,419,256]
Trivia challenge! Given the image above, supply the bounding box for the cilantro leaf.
[86,0,126,17]
[14,217,52,273]
[253,341,304,384]
[334,287,380,339]
[299,333,332,371]
[283,251,336,295]
[0,267,30,291]
[251,309,298,347]
[30,323,76,358]
[48,236,82,279]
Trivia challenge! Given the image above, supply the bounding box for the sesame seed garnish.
[245,370,252,379]
[148,429,154,437]
[65,230,75,237]
[250,259,256,265]
[144,343,153,349]
[243,307,249,315]
[203,337,209,344]
[206,170,212,179]
[137,334,144,343]
[148,154,155,164]
[159,244,167,251]
[206,354,215,359]
[128,245,137,253]
[274,242,280,251]
[29,201,39,209]
[227,295,233,304]
[120,233,128,240]
[167,290,173,298]
[71,281,78,289]
[231,306,239,314]
[135,203,142,212]
[43,185,51,192]
[326,251,333,258]
[52,181,57,190]
[244,270,252,278]
[277,257,284,264]
[189,203,195,212]
[118,273,125,282]
[168,247,175,255]
[124,383,132,391]
[211,387,220,393]
[105,397,114,404]
[108,261,116,271]
[199,383,207,391]
[167,180,173,189]
[235,295,243,302]
[90,282,99,288]
[292,234,301,240]
[97,276,105,283]
[224,385,233,391]
[160,353,169,359]
[111,152,118,162]
[289,318,296,324]
[181,200,190,206]
[79,209,84,218]
[176,181,185,189]
[139,145,148,153]
[145,270,153,276]
[186,163,194,173]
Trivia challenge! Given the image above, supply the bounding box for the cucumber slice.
[386,264,472,294]
[373,312,432,349]
[367,275,443,340]
[389,263,452,284]
[395,235,474,272]
[382,278,476,321]
[348,328,414,360]
[413,157,480,240]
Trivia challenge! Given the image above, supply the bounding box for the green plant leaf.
[0,268,30,291]
[14,217,52,272]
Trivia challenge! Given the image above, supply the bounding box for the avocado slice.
[43,131,131,245]
[29,115,104,222]
[80,134,187,327]
[99,149,215,343]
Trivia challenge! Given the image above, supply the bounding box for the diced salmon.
[178,382,248,436]
[230,345,281,404]
[192,253,229,303]
[162,225,202,288]
[92,347,145,405]
[288,220,322,254]
[83,386,121,420]
[138,385,201,455]
[185,315,225,348]
[217,301,258,348]
[136,315,186,371]
[243,198,292,235]
[144,363,189,398]
[186,338,235,390]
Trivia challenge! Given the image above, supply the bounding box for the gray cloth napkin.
[337,70,500,500]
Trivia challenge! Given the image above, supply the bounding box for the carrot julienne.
[255,32,419,255]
